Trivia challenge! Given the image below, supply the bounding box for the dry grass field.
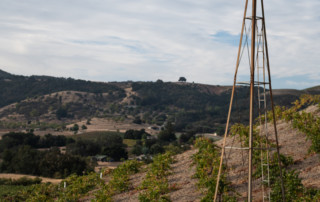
[0,174,62,184]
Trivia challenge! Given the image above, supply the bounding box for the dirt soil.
[103,149,203,202]
[215,105,320,201]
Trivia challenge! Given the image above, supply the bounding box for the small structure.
[148,126,160,131]
[92,155,108,162]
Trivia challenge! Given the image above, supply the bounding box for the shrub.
[139,152,174,201]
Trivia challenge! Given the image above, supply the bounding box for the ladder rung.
[236,81,270,85]
[236,81,250,85]
[224,147,275,151]
[256,82,270,85]
[224,146,249,150]
[245,16,263,20]
[253,147,276,151]
[262,164,269,166]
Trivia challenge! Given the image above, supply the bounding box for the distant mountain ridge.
[0,69,126,108]
[0,69,17,79]
[0,69,319,133]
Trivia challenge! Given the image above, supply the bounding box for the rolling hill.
[0,69,319,133]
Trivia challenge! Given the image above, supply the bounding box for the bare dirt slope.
[111,149,202,202]
[215,105,320,201]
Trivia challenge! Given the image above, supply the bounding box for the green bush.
[271,170,303,202]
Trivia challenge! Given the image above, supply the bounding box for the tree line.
[0,132,128,178]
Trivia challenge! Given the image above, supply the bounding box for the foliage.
[0,185,33,200]
[0,71,125,109]
[228,121,309,202]
[0,146,94,178]
[133,116,143,124]
[70,124,79,133]
[131,144,143,156]
[131,81,246,132]
[56,107,68,119]
[94,160,142,201]
[149,143,165,154]
[0,132,39,152]
[179,130,196,143]
[81,124,87,130]
[4,183,59,201]
[235,94,320,201]
[139,152,175,202]
[178,77,187,82]
[66,140,101,157]
[0,160,142,201]
[265,94,320,153]
[124,129,150,140]
[123,139,137,147]
[270,170,303,201]
[163,144,186,155]
[70,132,128,160]
[0,120,67,130]
[158,122,176,142]
[0,70,310,133]
[193,137,236,201]
[0,177,42,186]
[0,132,74,152]
[230,123,263,166]
[59,172,103,201]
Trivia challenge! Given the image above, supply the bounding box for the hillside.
[3,102,319,201]
[0,69,320,133]
[0,70,125,108]
[1,93,320,201]
[98,100,320,201]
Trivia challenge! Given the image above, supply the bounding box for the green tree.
[71,124,79,132]
[158,122,176,142]
[81,125,87,130]
[178,77,187,82]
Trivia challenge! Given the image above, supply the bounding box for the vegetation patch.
[265,94,320,153]
[139,152,175,201]
[193,137,236,202]
[94,160,143,201]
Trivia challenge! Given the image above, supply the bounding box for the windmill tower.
[213,0,286,201]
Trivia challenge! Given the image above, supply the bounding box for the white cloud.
[0,0,318,88]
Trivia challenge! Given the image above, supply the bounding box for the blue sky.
[0,0,319,89]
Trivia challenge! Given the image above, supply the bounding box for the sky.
[0,0,319,89]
